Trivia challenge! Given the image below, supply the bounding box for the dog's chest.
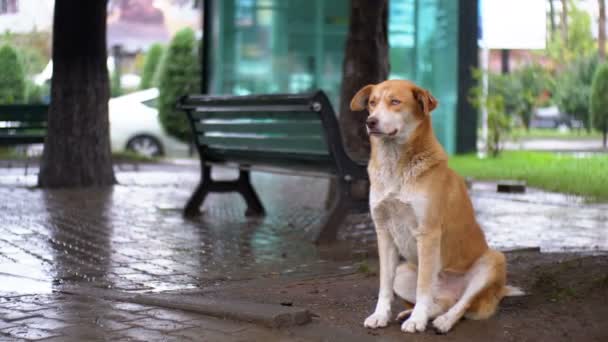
[371,186,425,264]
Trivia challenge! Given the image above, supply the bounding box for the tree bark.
[39,0,116,187]
[339,0,389,160]
[599,0,606,61]
[549,0,557,36]
[561,0,568,46]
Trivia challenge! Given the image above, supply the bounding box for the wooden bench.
[178,91,368,242]
[0,104,48,146]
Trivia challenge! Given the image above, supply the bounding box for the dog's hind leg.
[432,249,506,333]
[393,262,451,321]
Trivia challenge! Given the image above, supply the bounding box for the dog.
[350,80,522,334]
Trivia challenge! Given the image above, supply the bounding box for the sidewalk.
[0,163,607,341]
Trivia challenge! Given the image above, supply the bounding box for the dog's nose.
[366,117,378,129]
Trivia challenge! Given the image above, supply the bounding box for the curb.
[59,285,311,328]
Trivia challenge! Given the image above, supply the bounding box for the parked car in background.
[530,106,583,130]
[109,88,188,157]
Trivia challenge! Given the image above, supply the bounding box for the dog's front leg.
[364,227,399,329]
[401,230,441,333]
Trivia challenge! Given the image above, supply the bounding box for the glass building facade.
[205,0,476,154]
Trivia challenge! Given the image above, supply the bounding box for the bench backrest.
[179,91,366,179]
[0,104,48,145]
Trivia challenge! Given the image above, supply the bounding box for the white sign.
[481,0,547,49]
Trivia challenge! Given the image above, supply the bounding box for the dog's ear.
[350,84,375,111]
[412,87,438,115]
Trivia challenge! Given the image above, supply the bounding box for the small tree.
[590,63,608,148]
[157,28,200,143]
[0,45,26,104]
[140,43,164,89]
[554,55,598,131]
[470,69,512,157]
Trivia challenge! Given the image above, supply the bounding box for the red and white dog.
[351,80,522,333]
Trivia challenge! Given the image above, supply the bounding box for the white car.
[109,88,189,157]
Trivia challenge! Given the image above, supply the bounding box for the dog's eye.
[368,100,376,107]
[391,99,401,105]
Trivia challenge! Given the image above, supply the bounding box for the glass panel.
[210,0,460,154]
[390,0,459,154]
[210,0,349,107]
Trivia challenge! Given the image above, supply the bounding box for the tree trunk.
[549,0,557,36]
[561,0,568,47]
[599,0,606,61]
[39,0,116,187]
[604,121,608,149]
[339,0,389,160]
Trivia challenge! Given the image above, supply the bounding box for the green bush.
[25,79,44,103]
[590,63,608,148]
[140,43,164,89]
[554,55,598,131]
[157,28,200,143]
[0,45,26,104]
[111,63,122,98]
[469,70,513,157]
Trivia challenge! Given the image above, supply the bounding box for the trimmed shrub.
[0,45,25,104]
[140,43,164,89]
[157,28,200,143]
[590,63,608,148]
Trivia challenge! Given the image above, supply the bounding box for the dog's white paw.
[364,312,390,329]
[401,314,428,333]
[432,314,455,334]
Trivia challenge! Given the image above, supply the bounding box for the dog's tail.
[502,285,526,297]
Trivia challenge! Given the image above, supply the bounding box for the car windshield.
[142,98,158,109]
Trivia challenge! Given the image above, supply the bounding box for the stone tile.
[145,308,201,322]
[1,325,60,340]
[168,327,237,342]
[93,317,132,331]
[2,312,43,323]
[130,317,192,332]
[58,324,110,340]
[120,327,183,342]
[111,302,154,313]
[18,317,71,331]
[185,316,252,334]
[0,319,17,330]
[98,309,148,322]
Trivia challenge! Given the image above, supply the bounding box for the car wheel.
[126,135,164,157]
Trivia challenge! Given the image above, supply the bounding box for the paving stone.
[111,302,154,313]
[168,327,236,342]
[17,317,71,331]
[145,308,201,323]
[2,312,43,323]
[98,309,149,323]
[59,324,112,340]
[129,317,192,332]
[1,325,60,340]
[185,316,252,334]
[120,327,184,342]
[0,319,17,330]
[93,317,132,331]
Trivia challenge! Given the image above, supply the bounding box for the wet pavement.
[0,161,607,341]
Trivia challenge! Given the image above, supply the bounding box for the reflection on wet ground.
[0,163,606,297]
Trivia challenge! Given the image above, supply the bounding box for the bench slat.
[191,111,318,121]
[0,105,48,121]
[0,135,45,144]
[205,150,336,173]
[194,121,323,136]
[199,134,329,156]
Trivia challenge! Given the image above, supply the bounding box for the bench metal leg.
[184,165,212,217]
[183,166,266,217]
[237,170,265,216]
[315,192,351,244]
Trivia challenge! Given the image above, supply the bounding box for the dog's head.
[350,80,437,141]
